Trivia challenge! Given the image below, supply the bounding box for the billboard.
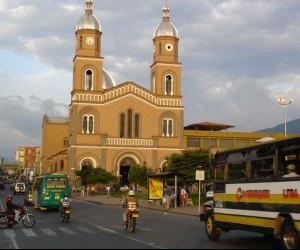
[148,177,164,200]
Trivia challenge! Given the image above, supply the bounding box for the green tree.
[87,168,117,185]
[128,164,151,191]
[75,166,93,186]
[166,149,213,185]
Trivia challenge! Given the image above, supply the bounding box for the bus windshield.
[45,177,67,189]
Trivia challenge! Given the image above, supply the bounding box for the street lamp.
[277,97,293,137]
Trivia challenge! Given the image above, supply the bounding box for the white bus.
[200,136,300,249]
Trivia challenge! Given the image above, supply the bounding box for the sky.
[1,0,300,163]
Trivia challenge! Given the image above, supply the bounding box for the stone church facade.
[41,1,184,185]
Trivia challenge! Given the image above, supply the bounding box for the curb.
[73,197,199,217]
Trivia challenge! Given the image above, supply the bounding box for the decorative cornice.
[68,145,184,151]
[71,83,183,108]
[74,57,103,62]
[150,63,182,69]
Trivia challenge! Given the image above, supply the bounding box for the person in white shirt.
[283,164,300,178]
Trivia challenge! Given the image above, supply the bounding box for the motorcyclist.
[123,189,139,225]
[4,194,19,225]
[59,193,72,216]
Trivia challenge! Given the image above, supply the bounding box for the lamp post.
[277,97,293,137]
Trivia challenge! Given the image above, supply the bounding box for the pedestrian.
[180,187,188,206]
[165,185,174,210]
[86,185,90,196]
[106,185,111,198]
[91,185,96,197]
[177,186,181,207]
[80,185,85,197]
[186,184,191,195]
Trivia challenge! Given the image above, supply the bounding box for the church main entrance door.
[119,157,136,187]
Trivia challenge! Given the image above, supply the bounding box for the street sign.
[196,170,205,181]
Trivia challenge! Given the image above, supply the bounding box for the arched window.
[162,118,173,137]
[80,36,82,49]
[82,115,94,134]
[152,73,156,93]
[60,160,64,170]
[165,75,173,95]
[159,42,162,55]
[85,69,93,90]
[128,109,132,138]
[135,114,140,138]
[97,37,100,51]
[120,114,125,138]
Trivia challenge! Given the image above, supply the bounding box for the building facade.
[15,146,42,182]
[41,1,185,185]
[184,122,298,154]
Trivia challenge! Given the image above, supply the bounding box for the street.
[0,186,282,249]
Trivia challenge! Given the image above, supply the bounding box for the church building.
[41,0,185,186]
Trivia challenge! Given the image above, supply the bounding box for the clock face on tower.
[86,36,94,45]
[165,43,173,52]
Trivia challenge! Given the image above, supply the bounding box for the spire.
[162,1,170,21]
[85,0,93,15]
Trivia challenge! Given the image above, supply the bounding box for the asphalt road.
[0,185,282,249]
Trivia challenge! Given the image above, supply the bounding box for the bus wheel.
[280,219,299,249]
[205,212,221,241]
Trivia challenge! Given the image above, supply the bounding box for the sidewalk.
[72,192,201,217]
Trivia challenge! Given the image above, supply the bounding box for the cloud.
[0,95,68,162]
[1,0,300,161]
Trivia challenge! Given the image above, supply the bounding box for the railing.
[106,138,154,147]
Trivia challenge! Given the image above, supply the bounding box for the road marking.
[3,230,19,249]
[40,228,58,237]
[77,226,97,234]
[58,227,78,236]
[78,218,165,249]
[4,230,16,238]
[22,229,37,237]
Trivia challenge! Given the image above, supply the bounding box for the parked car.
[120,185,130,192]
[0,181,5,190]
[24,189,33,205]
[72,186,81,193]
[13,182,26,195]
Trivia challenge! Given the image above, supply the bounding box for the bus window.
[228,162,247,181]
[227,152,247,181]
[278,144,300,177]
[250,157,274,179]
[215,164,225,182]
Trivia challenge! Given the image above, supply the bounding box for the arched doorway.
[119,157,136,186]
[81,159,93,170]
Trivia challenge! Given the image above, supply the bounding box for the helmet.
[128,190,135,196]
[6,194,13,200]
[64,193,69,198]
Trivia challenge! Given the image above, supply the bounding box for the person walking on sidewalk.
[106,185,111,198]
[80,185,85,197]
[91,185,96,197]
[165,185,174,210]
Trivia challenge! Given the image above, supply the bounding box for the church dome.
[76,0,101,31]
[154,7,178,38]
[102,69,116,89]
[77,15,101,31]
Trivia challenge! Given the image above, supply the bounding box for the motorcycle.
[122,201,139,233]
[60,201,71,223]
[0,205,36,229]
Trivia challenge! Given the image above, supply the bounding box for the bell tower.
[150,5,181,97]
[72,0,103,93]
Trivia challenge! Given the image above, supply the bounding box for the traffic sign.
[196,170,205,181]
